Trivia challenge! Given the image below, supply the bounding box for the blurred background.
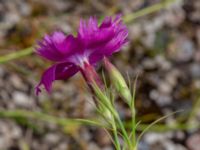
[0,0,200,150]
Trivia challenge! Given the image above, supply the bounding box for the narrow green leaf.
[137,110,183,143]
[0,47,33,64]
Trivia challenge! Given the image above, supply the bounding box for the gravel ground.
[0,0,200,149]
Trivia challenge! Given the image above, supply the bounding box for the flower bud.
[103,57,132,104]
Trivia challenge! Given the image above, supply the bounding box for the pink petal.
[87,15,128,64]
[35,62,79,95]
[36,31,77,62]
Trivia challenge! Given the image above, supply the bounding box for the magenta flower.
[35,15,128,95]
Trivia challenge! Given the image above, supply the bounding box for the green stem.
[188,95,200,124]
[93,83,132,149]
[130,77,137,147]
[136,123,196,131]
[0,47,33,64]
[124,0,179,23]
[111,116,121,150]
[0,110,105,127]
[131,108,136,147]
[0,110,199,132]
[116,115,133,150]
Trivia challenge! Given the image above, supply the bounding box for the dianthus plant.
[35,15,139,150]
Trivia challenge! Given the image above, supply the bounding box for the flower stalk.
[80,62,104,90]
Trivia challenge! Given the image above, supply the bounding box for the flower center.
[68,52,89,68]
